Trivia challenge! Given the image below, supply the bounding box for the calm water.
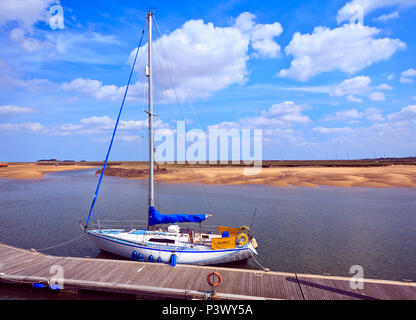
[0,169,415,282]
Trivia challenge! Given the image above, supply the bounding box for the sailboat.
[82,10,259,266]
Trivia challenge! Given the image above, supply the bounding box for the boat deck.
[0,243,415,300]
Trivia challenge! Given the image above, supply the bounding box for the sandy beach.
[149,165,416,188]
[2,162,415,188]
[0,163,95,180]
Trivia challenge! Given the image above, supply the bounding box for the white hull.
[87,229,257,265]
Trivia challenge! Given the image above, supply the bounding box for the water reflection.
[0,169,415,282]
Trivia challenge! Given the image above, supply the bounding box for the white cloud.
[55,115,169,136]
[345,106,416,144]
[64,12,283,104]
[117,135,141,142]
[0,0,56,31]
[0,122,44,132]
[234,12,283,58]
[251,84,332,94]
[9,28,53,53]
[400,68,416,83]
[50,31,124,64]
[61,78,148,102]
[209,101,312,147]
[213,102,309,128]
[324,109,363,121]
[365,107,385,121]
[375,83,393,90]
[271,75,392,102]
[330,76,371,97]
[59,123,82,132]
[347,95,363,103]
[240,101,310,128]
[369,92,386,101]
[374,11,400,21]
[0,105,34,115]
[0,60,55,91]
[286,104,416,156]
[127,12,282,103]
[134,18,249,103]
[322,107,385,123]
[62,78,127,101]
[23,122,44,132]
[313,126,353,134]
[387,105,416,120]
[312,106,416,156]
[337,0,416,24]
[387,74,395,80]
[278,23,406,81]
[6,20,125,64]
[330,76,384,102]
[4,78,54,93]
[79,116,114,127]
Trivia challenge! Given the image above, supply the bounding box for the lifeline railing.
[89,219,220,234]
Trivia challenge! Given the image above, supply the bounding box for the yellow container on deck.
[218,226,239,237]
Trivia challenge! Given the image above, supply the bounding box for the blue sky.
[0,0,416,161]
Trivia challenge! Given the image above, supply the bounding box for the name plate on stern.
[211,237,236,250]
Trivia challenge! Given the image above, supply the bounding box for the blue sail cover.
[148,206,206,226]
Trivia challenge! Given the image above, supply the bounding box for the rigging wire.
[152,37,171,211]
[152,15,214,214]
[84,25,146,229]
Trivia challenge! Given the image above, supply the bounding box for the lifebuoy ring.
[207,272,222,287]
[239,225,250,235]
[236,233,249,246]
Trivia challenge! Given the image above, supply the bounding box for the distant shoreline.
[5,157,416,168]
[0,163,96,180]
[2,161,416,188]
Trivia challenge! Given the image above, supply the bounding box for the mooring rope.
[32,234,87,253]
[249,249,270,272]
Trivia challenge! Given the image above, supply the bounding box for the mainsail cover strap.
[84,29,145,229]
[148,206,207,226]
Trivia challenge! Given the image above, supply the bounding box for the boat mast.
[147,10,155,213]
